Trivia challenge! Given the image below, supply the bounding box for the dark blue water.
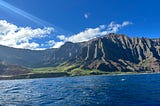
[0,74,160,106]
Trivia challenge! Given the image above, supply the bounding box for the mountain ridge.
[75,34,159,72]
[0,33,159,74]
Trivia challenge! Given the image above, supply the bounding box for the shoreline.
[0,71,159,80]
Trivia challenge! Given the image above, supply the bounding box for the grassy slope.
[31,63,138,76]
[0,63,150,80]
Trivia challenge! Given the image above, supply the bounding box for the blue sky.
[0,0,159,49]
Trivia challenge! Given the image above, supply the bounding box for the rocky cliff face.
[77,34,160,72]
[0,33,159,72]
[42,42,82,66]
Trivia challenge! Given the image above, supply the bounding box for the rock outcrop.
[77,34,160,72]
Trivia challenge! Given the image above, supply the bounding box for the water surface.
[0,74,160,106]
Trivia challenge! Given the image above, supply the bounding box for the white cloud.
[52,42,64,48]
[107,21,132,33]
[48,40,56,47]
[16,42,39,50]
[57,21,132,43]
[84,13,90,19]
[46,40,64,48]
[0,20,54,50]
[57,35,67,41]
[122,21,132,26]
[66,26,104,43]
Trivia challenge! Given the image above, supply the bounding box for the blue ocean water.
[0,74,160,106]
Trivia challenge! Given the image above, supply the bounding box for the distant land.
[0,33,159,79]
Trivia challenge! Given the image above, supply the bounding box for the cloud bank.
[57,21,132,43]
[0,20,132,49]
[0,20,54,50]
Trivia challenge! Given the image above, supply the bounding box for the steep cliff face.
[41,42,82,66]
[77,34,160,72]
[0,45,47,67]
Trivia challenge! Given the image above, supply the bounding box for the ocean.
[0,74,160,106]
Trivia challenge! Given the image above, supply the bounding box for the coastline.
[0,71,159,80]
